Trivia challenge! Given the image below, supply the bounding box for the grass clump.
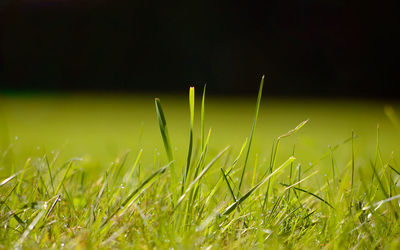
[1,78,400,249]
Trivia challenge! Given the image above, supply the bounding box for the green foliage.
[1,81,400,248]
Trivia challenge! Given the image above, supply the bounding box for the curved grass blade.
[277,119,309,140]
[290,187,334,209]
[175,146,230,211]
[101,161,172,228]
[224,156,295,216]
[362,194,400,211]
[264,119,309,209]
[155,98,175,171]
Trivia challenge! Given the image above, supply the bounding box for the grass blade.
[182,87,195,194]
[0,171,20,187]
[101,161,172,227]
[237,76,264,196]
[175,146,230,211]
[55,161,74,194]
[221,168,237,202]
[277,119,309,140]
[15,208,46,248]
[126,148,143,181]
[155,98,175,175]
[290,187,334,209]
[224,156,295,216]
[200,85,206,151]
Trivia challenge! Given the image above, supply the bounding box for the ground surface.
[1,93,400,248]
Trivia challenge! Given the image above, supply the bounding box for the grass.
[1,81,400,248]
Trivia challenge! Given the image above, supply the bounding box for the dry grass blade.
[15,208,46,248]
[0,171,20,187]
[277,119,309,140]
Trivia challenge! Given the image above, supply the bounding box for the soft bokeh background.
[1,94,399,181]
[1,0,399,96]
[0,0,399,177]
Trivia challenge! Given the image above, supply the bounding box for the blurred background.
[1,0,399,97]
[0,0,400,173]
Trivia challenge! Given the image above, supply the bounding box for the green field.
[1,86,400,248]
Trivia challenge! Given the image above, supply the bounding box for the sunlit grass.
[1,82,400,248]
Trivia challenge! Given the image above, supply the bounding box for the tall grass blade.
[200,85,206,151]
[237,76,264,195]
[264,119,308,209]
[183,87,195,194]
[350,130,355,212]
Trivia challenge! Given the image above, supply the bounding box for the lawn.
[1,84,400,248]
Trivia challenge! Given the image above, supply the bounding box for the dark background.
[0,0,399,97]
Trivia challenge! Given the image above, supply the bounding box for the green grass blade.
[175,146,229,211]
[237,76,264,196]
[120,162,172,210]
[182,87,195,194]
[15,208,46,248]
[193,128,212,179]
[263,120,309,209]
[384,105,400,130]
[101,161,172,228]
[389,165,400,176]
[44,155,55,193]
[155,98,174,163]
[277,119,309,140]
[291,187,334,209]
[55,160,74,195]
[283,170,319,192]
[200,85,206,151]
[15,158,31,195]
[350,130,355,211]
[221,168,237,202]
[126,148,143,181]
[224,156,294,216]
